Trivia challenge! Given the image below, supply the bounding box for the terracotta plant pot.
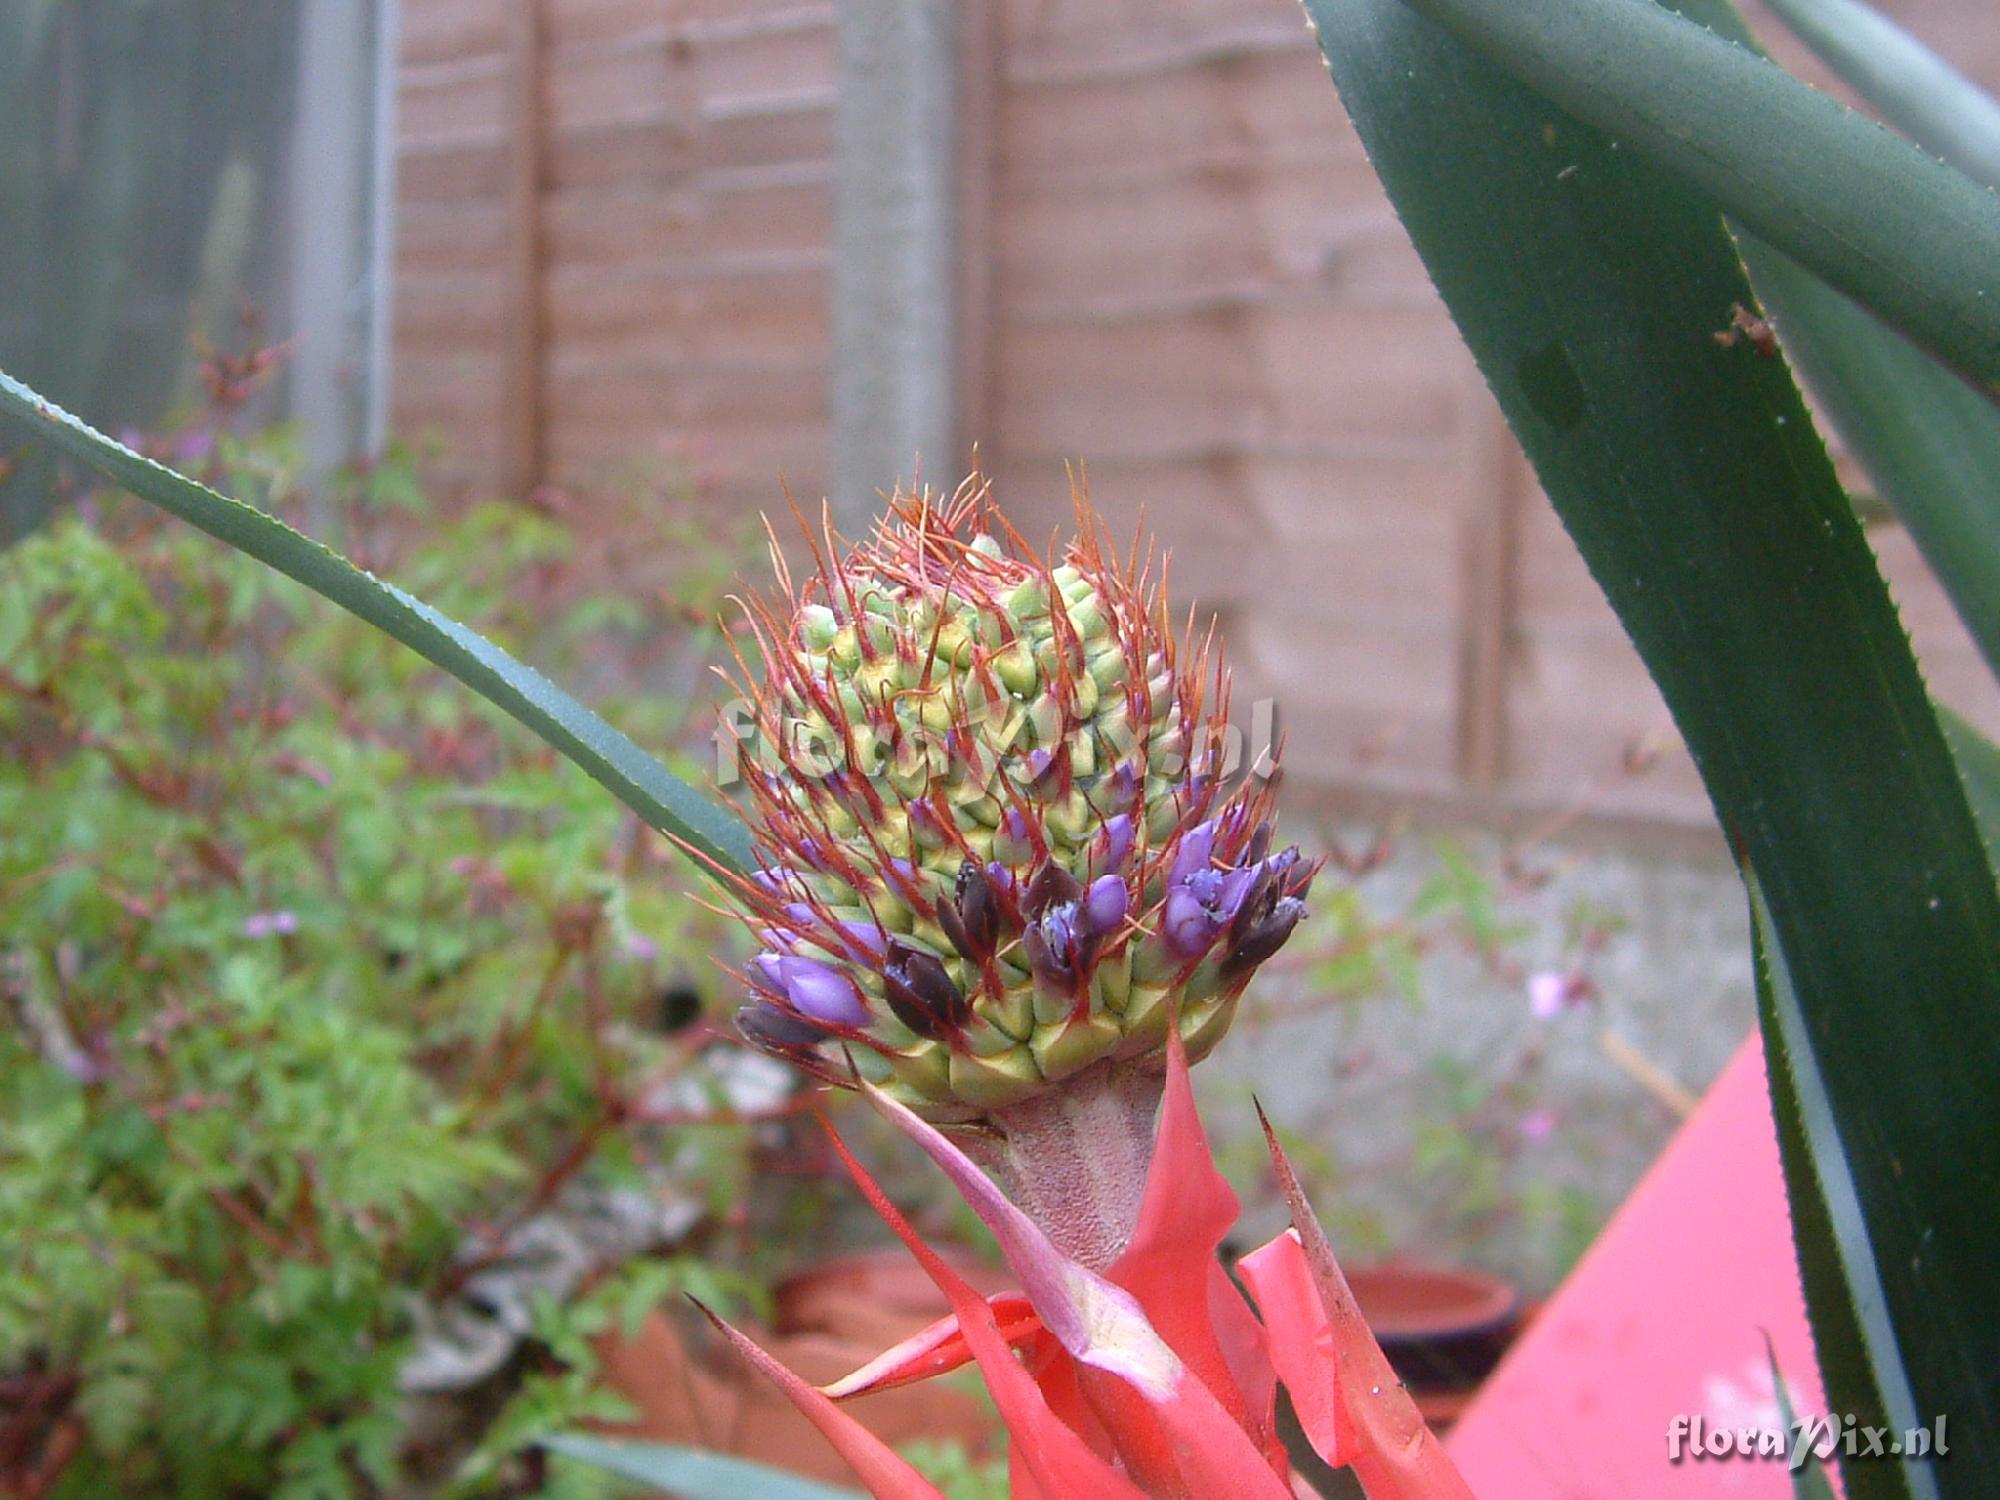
[1345,1262,1522,1427]
[592,1250,1008,1484]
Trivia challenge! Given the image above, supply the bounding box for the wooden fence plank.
[500,0,548,499]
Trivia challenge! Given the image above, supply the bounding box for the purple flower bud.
[737,1001,831,1054]
[776,955,870,1027]
[1243,820,1273,867]
[986,861,1016,896]
[1095,814,1135,875]
[752,866,798,894]
[784,901,818,927]
[748,952,788,995]
[1169,820,1218,887]
[1080,875,1128,938]
[839,921,889,963]
[882,941,971,1038]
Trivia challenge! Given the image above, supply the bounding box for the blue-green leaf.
[1758,0,2000,188]
[541,1435,866,1500]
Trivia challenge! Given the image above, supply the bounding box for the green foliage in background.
[0,429,760,1498]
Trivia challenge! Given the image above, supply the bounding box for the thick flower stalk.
[716,478,1315,1265]
[699,1031,1475,1499]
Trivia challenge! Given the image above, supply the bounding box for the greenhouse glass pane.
[0,0,394,540]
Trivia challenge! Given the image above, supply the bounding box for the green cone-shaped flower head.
[722,478,1312,1121]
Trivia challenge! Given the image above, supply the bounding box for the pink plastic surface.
[1448,1034,1830,1497]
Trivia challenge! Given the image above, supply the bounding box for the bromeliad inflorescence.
[691,480,1473,1498]
[710,477,1317,1268]
[716,477,1312,1122]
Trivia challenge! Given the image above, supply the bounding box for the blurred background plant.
[0,366,798,1498]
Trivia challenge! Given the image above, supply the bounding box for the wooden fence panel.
[392,0,2000,831]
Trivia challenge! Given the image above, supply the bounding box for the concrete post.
[829,0,959,530]
[288,0,394,495]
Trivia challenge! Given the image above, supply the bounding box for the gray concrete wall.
[1208,822,1756,1295]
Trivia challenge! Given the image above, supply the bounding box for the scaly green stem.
[960,1059,1164,1271]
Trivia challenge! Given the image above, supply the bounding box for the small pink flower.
[1528,970,1567,1018]
[1528,969,1595,1019]
[624,933,661,962]
[242,910,299,938]
[1520,1106,1559,1144]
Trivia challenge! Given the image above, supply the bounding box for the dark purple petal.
[940,858,1002,962]
[737,1001,832,1053]
[1278,847,1314,900]
[935,893,972,960]
[748,952,788,995]
[1024,860,1082,917]
[882,941,971,1038]
[1225,866,1275,941]
[1222,895,1307,976]
[777,956,871,1027]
